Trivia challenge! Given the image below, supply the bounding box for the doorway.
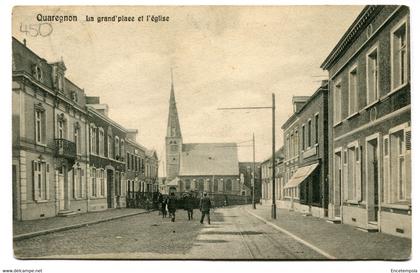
[107,169,114,208]
[334,151,342,218]
[367,138,379,223]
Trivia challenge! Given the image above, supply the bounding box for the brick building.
[321,6,411,237]
[281,82,329,218]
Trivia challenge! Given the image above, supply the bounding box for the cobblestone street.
[13,205,411,260]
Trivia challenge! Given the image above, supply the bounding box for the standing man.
[199,192,211,224]
[185,192,194,220]
[167,192,177,222]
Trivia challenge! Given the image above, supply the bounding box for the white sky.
[12,6,363,175]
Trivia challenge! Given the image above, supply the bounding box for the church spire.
[166,70,182,138]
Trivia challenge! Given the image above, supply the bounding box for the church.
[165,77,248,199]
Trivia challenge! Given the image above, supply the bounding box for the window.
[185,179,191,191]
[226,179,232,191]
[34,108,46,144]
[389,127,411,203]
[347,146,356,200]
[58,74,64,91]
[314,114,319,145]
[391,18,408,90]
[302,125,306,151]
[74,124,81,155]
[334,81,342,124]
[120,140,125,160]
[91,168,97,197]
[349,65,358,115]
[214,179,218,192]
[90,125,97,155]
[290,133,294,157]
[198,179,204,191]
[73,167,83,198]
[58,119,65,139]
[99,128,104,156]
[115,136,120,159]
[294,130,299,156]
[100,169,105,197]
[33,64,43,82]
[367,46,379,104]
[32,160,49,201]
[307,120,312,148]
[108,135,113,158]
[286,135,290,159]
[127,152,131,170]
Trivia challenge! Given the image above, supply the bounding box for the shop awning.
[284,163,319,189]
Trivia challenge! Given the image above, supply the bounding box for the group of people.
[158,191,212,224]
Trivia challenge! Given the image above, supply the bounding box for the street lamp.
[218,93,276,219]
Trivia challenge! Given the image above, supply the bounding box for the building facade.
[281,82,329,218]
[12,37,90,220]
[238,162,261,200]
[260,148,284,205]
[86,100,127,210]
[12,37,157,220]
[321,6,411,237]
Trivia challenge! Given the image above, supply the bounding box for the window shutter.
[356,147,362,201]
[73,168,77,199]
[45,163,50,200]
[33,161,39,201]
[405,129,411,201]
[405,130,411,151]
[383,135,390,204]
[343,150,348,201]
[81,169,85,198]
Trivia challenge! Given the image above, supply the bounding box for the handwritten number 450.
[20,23,53,37]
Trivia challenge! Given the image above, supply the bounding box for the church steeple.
[166,69,182,138]
[166,70,182,181]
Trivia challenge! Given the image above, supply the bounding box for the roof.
[320,5,381,70]
[261,147,284,164]
[179,143,239,176]
[281,81,328,130]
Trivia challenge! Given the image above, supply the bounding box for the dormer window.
[71,91,78,102]
[58,74,64,92]
[33,64,43,82]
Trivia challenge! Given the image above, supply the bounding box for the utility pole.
[252,132,256,209]
[271,93,276,219]
[217,92,276,219]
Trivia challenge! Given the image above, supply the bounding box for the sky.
[12,6,363,175]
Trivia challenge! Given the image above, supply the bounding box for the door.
[58,170,65,210]
[107,170,113,208]
[367,138,379,222]
[334,151,342,218]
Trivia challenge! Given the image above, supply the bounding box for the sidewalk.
[246,205,411,260]
[13,208,149,240]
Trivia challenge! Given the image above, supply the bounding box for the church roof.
[179,143,239,176]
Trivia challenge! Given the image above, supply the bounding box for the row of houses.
[12,37,159,221]
[261,5,411,238]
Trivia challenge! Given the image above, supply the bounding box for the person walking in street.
[167,192,177,222]
[185,192,195,220]
[161,196,168,218]
[199,192,211,224]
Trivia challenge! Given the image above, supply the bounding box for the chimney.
[126,129,138,142]
[292,96,310,113]
[23,39,26,46]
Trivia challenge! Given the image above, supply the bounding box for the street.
[14,206,324,259]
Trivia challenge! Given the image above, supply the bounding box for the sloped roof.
[179,143,239,176]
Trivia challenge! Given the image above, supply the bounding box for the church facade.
[165,79,244,198]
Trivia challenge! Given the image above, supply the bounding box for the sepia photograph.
[3,2,417,271]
